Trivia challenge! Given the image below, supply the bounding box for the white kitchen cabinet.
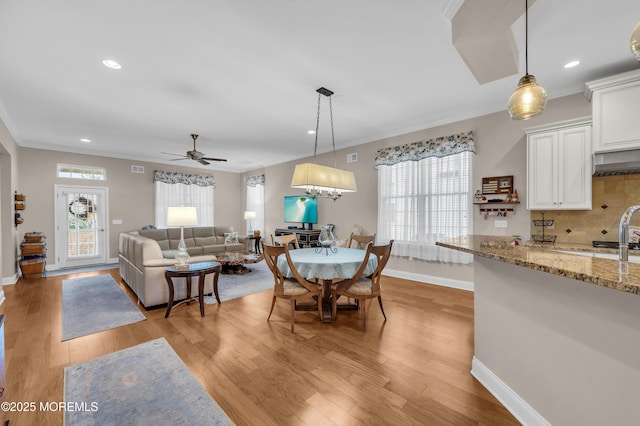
[585,69,640,153]
[525,117,592,210]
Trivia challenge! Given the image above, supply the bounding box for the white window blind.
[377,151,473,263]
[155,181,214,227]
[246,184,264,235]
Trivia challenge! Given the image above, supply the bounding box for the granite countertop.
[436,235,640,296]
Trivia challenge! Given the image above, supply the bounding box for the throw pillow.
[224,232,239,244]
[162,249,179,259]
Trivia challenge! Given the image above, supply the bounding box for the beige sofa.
[118,226,250,308]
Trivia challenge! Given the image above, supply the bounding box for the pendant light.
[290,87,357,201]
[508,0,547,120]
[631,22,640,61]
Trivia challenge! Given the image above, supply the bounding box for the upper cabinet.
[525,117,592,210]
[585,69,640,153]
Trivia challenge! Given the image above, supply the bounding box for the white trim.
[442,0,465,20]
[2,275,18,285]
[471,357,550,426]
[384,268,474,292]
[0,289,5,305]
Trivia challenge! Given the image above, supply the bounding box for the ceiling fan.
[162,133,227,165]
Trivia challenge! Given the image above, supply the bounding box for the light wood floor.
[0,269,518,425]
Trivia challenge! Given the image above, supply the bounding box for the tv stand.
[275,228,320,247]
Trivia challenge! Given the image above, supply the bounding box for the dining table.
[276,247,378,323]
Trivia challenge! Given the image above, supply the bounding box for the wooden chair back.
[271,233,300,249]
[262,242,287,294]
[347,233,375,249]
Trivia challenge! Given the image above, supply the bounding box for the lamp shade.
[291,163,357,193]
[244,211,256,220]
[631,22,640,61]
[166,206,198,226]
[508,74,547,120]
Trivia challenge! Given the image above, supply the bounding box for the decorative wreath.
[68,196,94,218]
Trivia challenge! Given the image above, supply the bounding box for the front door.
[54,185,108,268]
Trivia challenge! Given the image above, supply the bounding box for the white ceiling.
[0,0,638,172]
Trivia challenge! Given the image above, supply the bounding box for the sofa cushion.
[225,243,245,252]
[194,236,217,246]
[192,227,215,238]
[202,245,225,254]
[138,229,170,250]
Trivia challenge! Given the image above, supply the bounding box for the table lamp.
[167,206,198,269]
[244,210,256,234]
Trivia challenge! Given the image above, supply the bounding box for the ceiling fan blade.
[161,152,188,158]
[169,158,189,161]
[201,157,227,162]
[198,159,210,165]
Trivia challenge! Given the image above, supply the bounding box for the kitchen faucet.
[619,205,640,262]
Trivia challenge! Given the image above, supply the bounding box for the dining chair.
[271,233,301,249]
[347,233,376,249]
[262,242,321,333]
[332,240,394,331]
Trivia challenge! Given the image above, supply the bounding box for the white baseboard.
[2,274,19,286]
[471,357,550,426]
[384,268,474,291]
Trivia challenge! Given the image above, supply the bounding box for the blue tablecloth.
[277,248,377,281]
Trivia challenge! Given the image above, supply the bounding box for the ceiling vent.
[131,165,144,174]
[347,153,358,163]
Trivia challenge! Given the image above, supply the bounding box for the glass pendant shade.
[631,22,640,61]
[508,74,547,120]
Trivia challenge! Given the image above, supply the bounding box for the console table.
[274,228,320,247]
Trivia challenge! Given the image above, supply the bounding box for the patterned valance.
[374,131,475,168]
[245,174,265,187]
[153,170,216,187]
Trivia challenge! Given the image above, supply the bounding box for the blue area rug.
[64,338,234,425]
[62,274,146,341]
[204,260,273,304]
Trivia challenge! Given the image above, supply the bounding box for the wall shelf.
[473,201,520,213]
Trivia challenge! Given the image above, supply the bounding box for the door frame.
[54,184,109,269]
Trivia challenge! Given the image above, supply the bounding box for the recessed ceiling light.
[102,59,122,70]
[564,60,580,69]
[307,130,316,135]
[80,138,91,143]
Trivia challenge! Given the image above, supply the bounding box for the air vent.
[131,165,144,174]
[346,153,358,163]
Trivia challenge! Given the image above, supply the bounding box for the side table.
[165,261,221,318]
[248,235,262,253]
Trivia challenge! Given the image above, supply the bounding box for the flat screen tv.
[284,195,318,228]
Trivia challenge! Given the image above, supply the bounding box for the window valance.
[153,170,216,187]
[245,174,265,187]
[374,131,475,169]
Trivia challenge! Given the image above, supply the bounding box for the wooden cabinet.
[526,118,592,210]
[274,228,320,247]
[585,69,640,153]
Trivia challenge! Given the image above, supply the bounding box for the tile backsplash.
[530,175,640,244]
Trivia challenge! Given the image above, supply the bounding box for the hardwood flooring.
[0,269,518,425]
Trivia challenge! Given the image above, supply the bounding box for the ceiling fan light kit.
[290,87,357,201]
[508,0,547,120]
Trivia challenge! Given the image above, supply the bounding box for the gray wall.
[2,91,591,282]
[16,148,243,266]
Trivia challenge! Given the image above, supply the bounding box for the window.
[377,151,473,263]
[153,171,215,227]
[57,164,106,180]
[246,175,265,235]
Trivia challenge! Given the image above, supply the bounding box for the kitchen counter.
[436,235,640,295]
[436,234,640,425]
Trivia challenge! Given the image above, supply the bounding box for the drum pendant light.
[631,22,640,61]
[508,0,547,120]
